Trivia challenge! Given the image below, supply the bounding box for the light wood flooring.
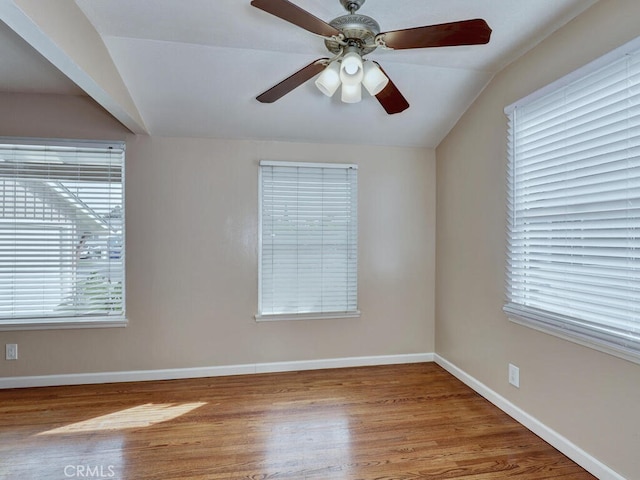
[0,363,596,479]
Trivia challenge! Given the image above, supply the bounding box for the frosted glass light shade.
[340,52,364,86]
[362,61,389,96]
[341,83,362,103]
[315,62,341,97]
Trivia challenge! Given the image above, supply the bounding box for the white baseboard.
[0,352,434,389]
[434,354,624,480]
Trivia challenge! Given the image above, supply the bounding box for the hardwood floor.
[0,363,595,479]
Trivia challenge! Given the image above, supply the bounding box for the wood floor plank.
[0,363,596,479]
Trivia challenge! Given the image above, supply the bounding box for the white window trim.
[503,37,640,365]
[0,137,127,331]
[0,317,127,331]
[255,311,361,322]
[257,160,359,321]
[505,36,640,116]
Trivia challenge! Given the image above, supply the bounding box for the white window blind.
[504,42,640,361]
[0,139,125,329]
[258,161,358,319]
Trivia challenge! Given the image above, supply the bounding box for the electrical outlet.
[508,363,519,388]
[5,344,18,360]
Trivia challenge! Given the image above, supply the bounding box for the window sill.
[504,305,640,366]
[255,311,361,322]
[0,316,128,331]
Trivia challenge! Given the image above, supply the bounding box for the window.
[504,39,640,362]
[258,161,358,320]
[0,138,126,330]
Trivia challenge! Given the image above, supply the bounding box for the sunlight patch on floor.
[37,402,206,435]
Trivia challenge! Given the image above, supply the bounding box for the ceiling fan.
[251,0,492,114]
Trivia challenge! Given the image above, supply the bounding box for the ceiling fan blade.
[378,18,491,50]
[251,0,341,38]
[256,59,329,104]
[373,63,409,115]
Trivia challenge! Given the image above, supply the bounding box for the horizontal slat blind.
[259,161,358,317]
[505,49,640,358]
[0,140,125,322]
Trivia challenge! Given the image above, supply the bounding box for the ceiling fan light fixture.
[340,51,364,86]
[362,61,389,96]
[341,82,362,103]
[315,61,341,97]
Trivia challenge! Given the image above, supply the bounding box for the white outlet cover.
[509,363,520,388]
[5,343,18,360]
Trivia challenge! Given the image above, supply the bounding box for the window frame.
[503,37,640,364]
[256,160,360,322]
[0,137,127,331]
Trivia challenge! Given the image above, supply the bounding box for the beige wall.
[0,92,435,376]
[435,1,640,477]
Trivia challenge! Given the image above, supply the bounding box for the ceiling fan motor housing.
[340,0,366,13]
[325,14,380,56]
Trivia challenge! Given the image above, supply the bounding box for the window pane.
[259,162,358,317]
[0,140,125,322]
[505,47,640,359]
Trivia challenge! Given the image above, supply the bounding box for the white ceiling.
[0,0,599,148]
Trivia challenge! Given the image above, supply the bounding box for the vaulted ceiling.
[0,0,599,147]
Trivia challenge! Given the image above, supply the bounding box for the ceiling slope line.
[0,0,148,135]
